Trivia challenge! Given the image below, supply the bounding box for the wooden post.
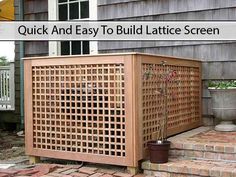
[127,166,139,175]
[29,156,41,164]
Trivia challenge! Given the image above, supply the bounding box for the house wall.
[97,0,236,120]
[24,0,48,57]
[13,0,236,128]
[13,0,48,129]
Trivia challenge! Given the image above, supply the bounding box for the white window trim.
[48,0,58,56]
[89,0,98,54]
[48,0,98,56]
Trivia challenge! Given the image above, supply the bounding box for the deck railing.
[0,63,15,110]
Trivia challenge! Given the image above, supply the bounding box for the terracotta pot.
[147,140,170,163]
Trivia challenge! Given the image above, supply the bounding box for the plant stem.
[164,79,168,141]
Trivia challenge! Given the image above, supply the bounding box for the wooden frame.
[24,53,202,167]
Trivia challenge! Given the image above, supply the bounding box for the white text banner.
[0,21,235,41]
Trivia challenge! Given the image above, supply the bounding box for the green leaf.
[208,80,236,89]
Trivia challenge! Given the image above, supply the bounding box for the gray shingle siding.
[97,0,236,117]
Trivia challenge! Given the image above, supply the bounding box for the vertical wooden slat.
[24,59,33,155]
[124,55,135,166]
[199,63,203,126]
[133,54,143,163]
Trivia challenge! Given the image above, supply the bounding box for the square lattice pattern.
[142,64,200,148]
[32,64,126,157]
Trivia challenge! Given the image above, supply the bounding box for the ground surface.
[1,127,236,177]
[0,130,25,161]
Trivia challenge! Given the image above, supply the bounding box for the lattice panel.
[142,63,200,148]
[32,64,126,157]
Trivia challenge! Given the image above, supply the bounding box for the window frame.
[48,0,98,56]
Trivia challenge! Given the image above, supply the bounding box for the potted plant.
[208,80,236,132]
[144,61,177,163]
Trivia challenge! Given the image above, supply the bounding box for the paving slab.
[79,167,97,175]
[61,168,79,175]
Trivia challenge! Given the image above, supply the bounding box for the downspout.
[19,0,24,129]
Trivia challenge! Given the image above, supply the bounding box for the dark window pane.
[82,41,90,54]
[59,0,67,3]
[80,1,89,19]
[69,3,79,20]
[59,4,68,21]
[61,41,70,55]
[72,41,81,55]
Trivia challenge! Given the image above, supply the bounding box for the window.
[58,0,90,55]
[58,0,89,21]
[48,0,97,56]
[61,41,90,55]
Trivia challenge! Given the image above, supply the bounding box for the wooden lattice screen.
[142,63,201,150]
[32,64,126,155]
[24,53,202,167]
